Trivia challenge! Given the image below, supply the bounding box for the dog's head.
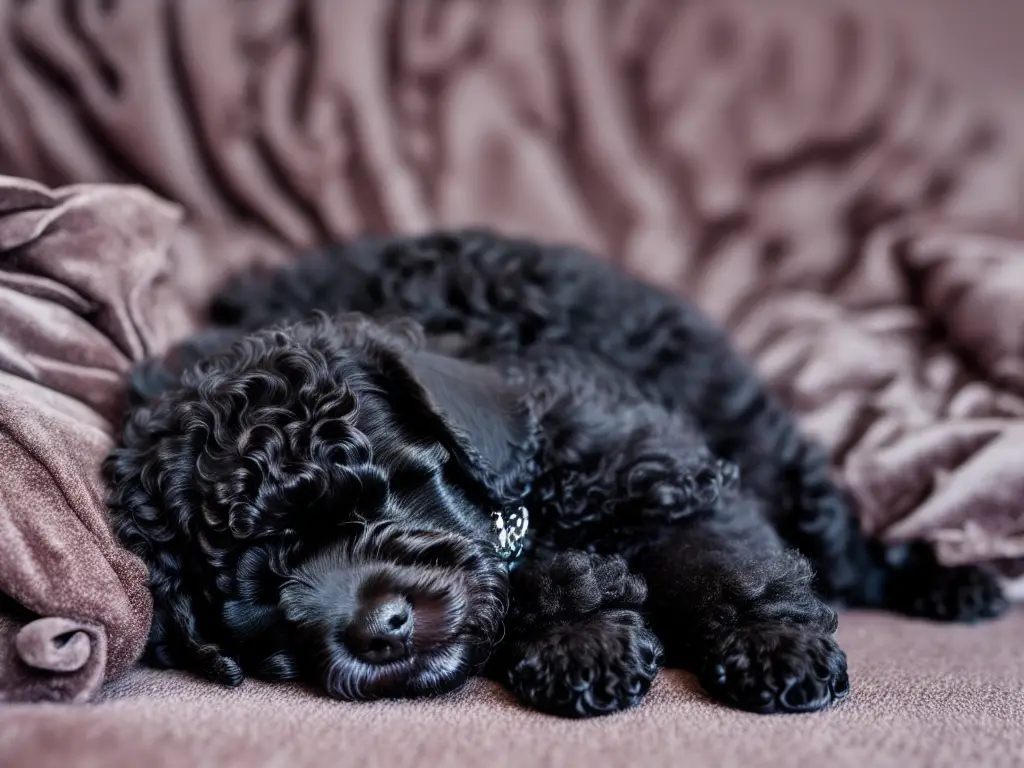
[107,313,537,700]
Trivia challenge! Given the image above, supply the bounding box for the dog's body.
[106,230,1007,717]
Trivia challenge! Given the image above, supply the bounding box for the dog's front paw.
[510,551,648,618]
[886,543,1008,623]
[700,624,849,714]
[504,609,664,718]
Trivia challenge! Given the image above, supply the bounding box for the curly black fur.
[106,229,1008,718]
[106,314,518,698]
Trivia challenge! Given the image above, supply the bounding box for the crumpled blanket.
[0,0,1022,704]
[0,175,285,705]
[0,177,173,703]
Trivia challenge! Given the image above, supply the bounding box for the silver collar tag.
[491,506,529,561]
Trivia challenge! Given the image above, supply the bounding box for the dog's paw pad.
[897,563,1008,623]
[506,609,663,718]
[700,624,848,715]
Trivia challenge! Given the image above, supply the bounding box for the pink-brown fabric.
[0,175,287,704]
[729,218,1024,571]
[0,612,106,705]
[0,176,185,703]
[2,610,1023,768]
[0,0,1023,719]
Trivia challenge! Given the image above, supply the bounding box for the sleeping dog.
[105,230,1007,717]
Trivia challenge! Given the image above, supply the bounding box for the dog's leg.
[635,495,849,714]
[630,308,1008,623]
[491,551,664,718]
[712,385,1005,621]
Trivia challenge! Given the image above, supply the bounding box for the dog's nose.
[345,595,413,664]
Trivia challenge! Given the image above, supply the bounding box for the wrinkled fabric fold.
[0,178,177,703]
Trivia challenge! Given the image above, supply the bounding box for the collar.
[491,506,530,562]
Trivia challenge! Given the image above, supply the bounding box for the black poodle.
[105,230,1007,718]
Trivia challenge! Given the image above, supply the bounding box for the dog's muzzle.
[281,520,511,701]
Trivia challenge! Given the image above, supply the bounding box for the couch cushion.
[2,610,1022,767]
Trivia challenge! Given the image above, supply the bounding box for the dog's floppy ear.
[400,349,537,505]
